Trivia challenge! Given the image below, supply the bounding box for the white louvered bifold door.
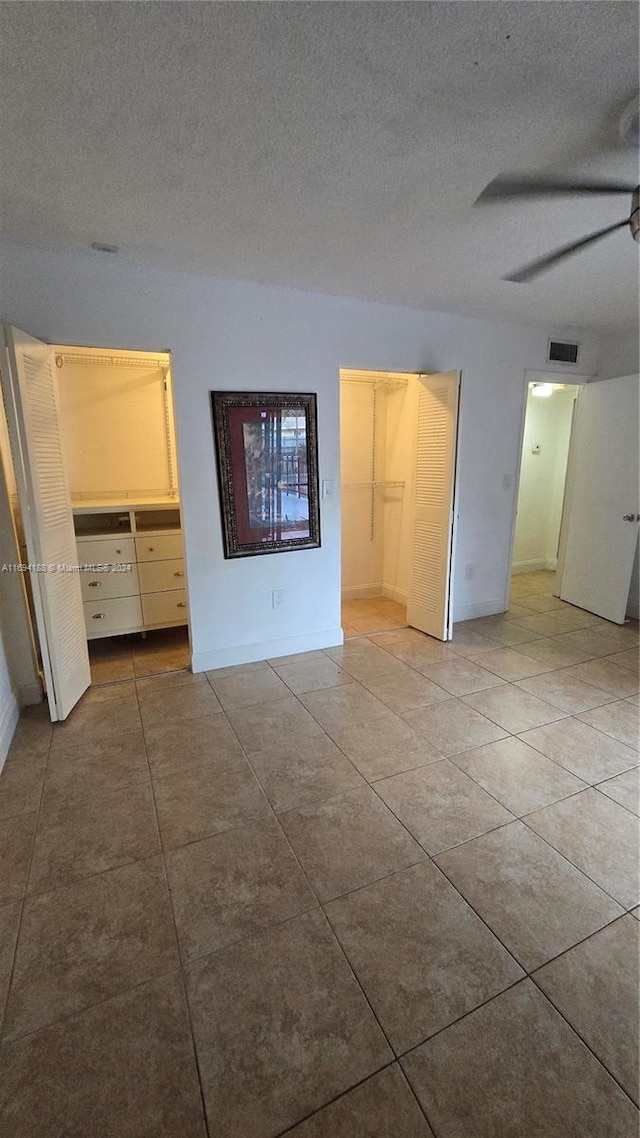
[1,326,90,720]
[406,371,461,641]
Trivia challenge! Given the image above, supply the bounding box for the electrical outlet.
[464,564,475,581]
[272,589,284,609]
[502,472,513,491]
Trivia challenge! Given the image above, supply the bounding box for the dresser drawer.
[79,564,139,601]
[76,535,136,567]
[84,595,143,637]
[137,558,185,594]
[141,589,188,626]
[135,533,184,563]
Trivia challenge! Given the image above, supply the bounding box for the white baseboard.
[0,691,20,773]
[18,682,44,707]
[453,599,508,622]
[192,627,344,673]
[341,584,383,600]
[512,559,557,575]
[341,583,408,604]
[382,583,408,605]
[512,559,547,574]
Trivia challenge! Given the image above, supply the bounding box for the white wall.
[0,242,605,667]
[513,386,577,573]
[0,627,19,769]
[598,330,639,382]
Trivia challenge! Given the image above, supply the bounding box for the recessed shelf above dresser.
[73,498,186,639]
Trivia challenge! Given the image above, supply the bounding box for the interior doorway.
[340,370,411,637]
[0,327,191,720]
[511,377,580,595]
[339,368,461,641]
[510,370,640,625]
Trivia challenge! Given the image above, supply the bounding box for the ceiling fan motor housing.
[631,187,640,243]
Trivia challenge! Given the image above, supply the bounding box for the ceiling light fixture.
[531,382,554,398]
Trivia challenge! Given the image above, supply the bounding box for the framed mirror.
[211,390,321,558]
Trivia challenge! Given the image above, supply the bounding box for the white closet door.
[407,370,461,641]
[558,373,639,623]
[1,326,90,720]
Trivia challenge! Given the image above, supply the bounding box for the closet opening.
[339,367,461,642]
[54,344,190,686]
[1,325,191,720]
[340,370,412,637]
[510,377,580,602]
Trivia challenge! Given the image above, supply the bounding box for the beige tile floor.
[88,625,191,684]
[342,596,407,638]
[0,571,639,1135]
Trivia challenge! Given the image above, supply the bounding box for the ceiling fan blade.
[504,219,630,283]
[476,175,636,203]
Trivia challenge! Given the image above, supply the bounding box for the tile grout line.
[516,811,637,913]
[271,1061,399,1137]
[134,678,213,1138]
[511,726,640,781]
[199,641,637,950]
[1,593,636,1126]
[359,742,635,1000]
[213,694,447,1132]
[590,780,640,820]
[0,719,54,1039]
[431,843,628,979]
[1,962,184,1048]
[528,968,639,1110]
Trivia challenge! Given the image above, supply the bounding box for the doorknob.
[622,513,640,522]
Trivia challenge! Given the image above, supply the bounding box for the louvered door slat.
[2,326,90,720]
[407,371,460,641]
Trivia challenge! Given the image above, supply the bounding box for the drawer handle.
[92,613,106,620]
[87,581,100,588]
[115,549,122,555]
[147,546,155,552]
[177,601,187,608]
[173,570,184,577]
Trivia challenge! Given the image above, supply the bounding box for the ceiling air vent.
[548,339,580,365]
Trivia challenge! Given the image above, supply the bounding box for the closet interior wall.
[54,347,188,642]
[340,371,415,604]
[513,385,578,575]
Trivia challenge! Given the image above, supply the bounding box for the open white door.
[1,326,90,720]
[407,370,461,641]
[558,373,639,624]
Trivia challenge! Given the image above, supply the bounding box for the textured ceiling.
[1,2,638,331]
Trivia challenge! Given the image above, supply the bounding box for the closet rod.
[340,375,409,388]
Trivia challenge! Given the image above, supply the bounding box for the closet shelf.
[71,495,180,514]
